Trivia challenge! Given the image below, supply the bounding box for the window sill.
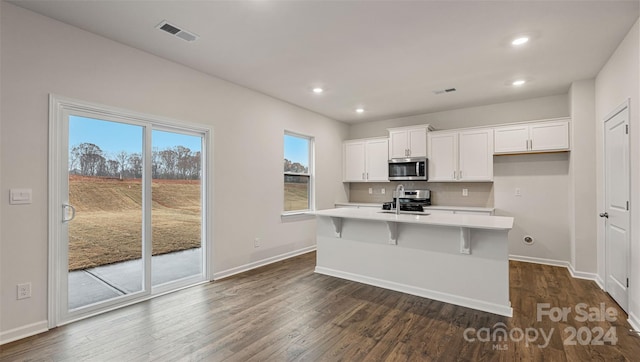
[281,211,315,222]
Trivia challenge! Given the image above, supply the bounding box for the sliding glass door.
[50,96,210,326]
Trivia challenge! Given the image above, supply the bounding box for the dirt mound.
[68,176,201,270]
[69,176,200,212]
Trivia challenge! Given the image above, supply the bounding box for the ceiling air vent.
[433,88,457,95]
[156,20,199,42]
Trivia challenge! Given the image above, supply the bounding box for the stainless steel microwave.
[388,157,428,181]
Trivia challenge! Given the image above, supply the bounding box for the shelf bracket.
[386,221,398,245]
[460,227,471,254]
[330,217,342,238]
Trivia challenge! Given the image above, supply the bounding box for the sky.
[70,116,307,164]
[69,115,202,156]
[284,134,309,166]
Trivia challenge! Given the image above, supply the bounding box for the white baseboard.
[595,276,605,290]
[213,246,316,280]
[567,263,600,282]
[628,312,640,332]
[315,266,513,317]
[0,320,48,346]
[509,254,569,268]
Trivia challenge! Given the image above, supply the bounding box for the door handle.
[62,204,76,223]
[599,212,609,218]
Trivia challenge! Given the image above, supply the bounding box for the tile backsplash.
[349,181,494,207]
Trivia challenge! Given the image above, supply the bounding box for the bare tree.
[73,143,105,176]
[115,151,129,179]
[106,159,120,177]
[159,148,178,178]
[129,153,142,179]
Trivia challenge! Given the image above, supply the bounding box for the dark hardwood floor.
[2,251,640,361]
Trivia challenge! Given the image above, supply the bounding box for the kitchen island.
[312,207,514,316]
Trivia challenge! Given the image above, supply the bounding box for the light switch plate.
[10,189,32,205]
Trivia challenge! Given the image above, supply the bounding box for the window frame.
[283,131,314,215]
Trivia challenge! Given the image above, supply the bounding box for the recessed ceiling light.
[312,87,324,94]
[512,80,526,86]
[355,108,365,114]
[511,37,529,46]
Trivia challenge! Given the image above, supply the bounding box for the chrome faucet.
[395,184,404,215]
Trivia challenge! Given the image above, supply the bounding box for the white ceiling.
[10,0,640,123]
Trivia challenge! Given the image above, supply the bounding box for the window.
[284,132,313,212]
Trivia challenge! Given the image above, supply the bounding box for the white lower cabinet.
[428,128,493,182]
[343,138,389,182]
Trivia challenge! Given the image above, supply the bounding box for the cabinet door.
[408,128,427,157]
[494,125,529,154]
[343,141,365,181]
[530,121,569,151]
[459,129,493,181]
[388,131,408,159]
[428,132,457,181]
[365,139,389,181]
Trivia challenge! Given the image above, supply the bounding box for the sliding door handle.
[62,204,76,223]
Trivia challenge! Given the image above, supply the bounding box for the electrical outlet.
[254,238,260,248]
[515,188,522,197]
[17,283,31,300]
[381,188,385,195]
[368,188,373,195]
[462,188,468,197]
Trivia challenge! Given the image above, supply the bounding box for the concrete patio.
[68,248,203,309]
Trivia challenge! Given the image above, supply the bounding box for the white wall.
[348,94,569,139]
[594,19,640,323]
[0,3,348,340]
[493,153,570,263]
[568,80,597,275]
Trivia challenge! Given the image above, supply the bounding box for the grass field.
[68,176,201,271]
[284,182,309,211]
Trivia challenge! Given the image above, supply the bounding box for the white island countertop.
[312,207,513,230]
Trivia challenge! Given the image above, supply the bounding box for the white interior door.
[602,101,630,311]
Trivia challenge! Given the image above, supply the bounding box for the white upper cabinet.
[529,121,570,151]
[458,129,494,181]
[428,128,493,182]
[494,119,570,154]
[428,131,457,181]
[343,138,389,182]
[343,141,366,182]
[387,124,432,159]
[365,138,389,181]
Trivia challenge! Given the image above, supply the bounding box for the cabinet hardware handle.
[362,172,365,180]
[366,172,369,180]
[459,170,463,179]
[530,139,533,150]
[453,171,456,179]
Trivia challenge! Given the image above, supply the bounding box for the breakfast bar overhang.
[312,208,515,317]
